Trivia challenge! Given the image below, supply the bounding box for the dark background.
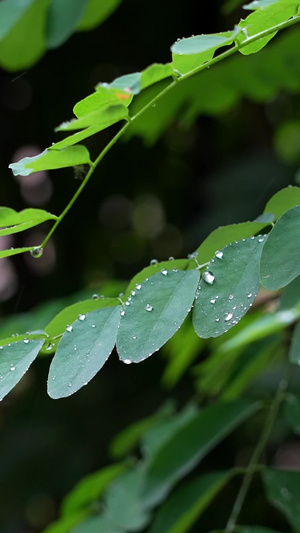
[0,1,298,531]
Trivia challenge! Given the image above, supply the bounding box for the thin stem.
[225,377,289,532]
[40,14,300,248]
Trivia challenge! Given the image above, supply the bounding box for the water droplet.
[66,325,73,332]
[120,310,125,317]
[202,271,215,285]
[52,377,56,381]
[215,250,223,259]
[125,302,130,306]
[10,366,15,371]
[210,299,216,304]
[258,236,264,242]
[131,291,136,296]
[46,343,54,351]
[78,314,85,321]
[91,324,96,328]
[173,267,178,272]
[215,318,220,322]
[132,335,137,340]
[229,295,234,300]
[161,268,168,276]
[168,256,174,261]
[145,304,153,312]
[68,383,72,388]
[150,259,158,266]
[225,312,233,321]
[30,246,43,259]
[118,292,124,298]
[92,293,99,299]
[23,338,29,344]
[136,284,141,290]
[123,359,132,365]
[247,293,252,298]
[188,252,198,260]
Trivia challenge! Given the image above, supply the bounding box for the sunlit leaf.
[0,334,46,400]
[9,146,91,177]
[0,246,34,259]
[74,86,133,117]
[263,186,300,220]
[262,469,300,531]
[141,400,258,507]
[260,206,300,290]
[0,207,57,236]
[149,470,234,533]
[61,463,128,516]
[47,306,121,398]
[55,104,129,131]
[193,236,266,339]
[116,269,200,363]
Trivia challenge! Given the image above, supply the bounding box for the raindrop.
[215,318,220,322]
[229,295,234,300]
[10,366,15,371]
[23,338,29,344]
[91,324,96,328]
[30,246,43,259]
[136,284,142,290]
[120,310,125,317]
[52,377,56,381]
[66,325,73,332]
[247,293,252,298]
[258,237,264,242]
[132,335,137,340]
[131,291,136,296]
[150,259,158,265]
[188,252,198,260]
[168,256,175,261]
[215,250,223,259]
[210,299,216,304]
[125,302,130,306]
[202,271,215,285]
[46,343,54,351]
[118,292,124,298]
[78,314,86,321]
[145,304,153,312]
[161,269,168,276]
[225,312,233,321]
[123,359,132,365]
[173,268,178,272]
[92,293,99,299]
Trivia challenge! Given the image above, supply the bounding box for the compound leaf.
[0,207,57,236]
[116,269,200,363]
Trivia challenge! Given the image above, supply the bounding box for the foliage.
[1,0,300,531]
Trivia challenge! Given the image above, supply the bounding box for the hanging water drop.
[150,259,158,266]
[92,293,99,299]
[78,314,86,321]
[215,250,223,259]
[66,325,73,332]
[202,271,215,285]
[168,256,174,261]
[161,268,168,276]
[30,246,43,259]
[123,359,132,365]
[145,304,153,312]
[225,312,233,321]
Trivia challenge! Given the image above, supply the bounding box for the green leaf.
[9,146,91,177]
[141,63,174,89]
[104,465,150,530]
[74,86,133,117]
[0,334,46,400]
[171,32,236,75]
[0,207,57,236]
[43,510,90,533]
[235,528,282,533]
[0,246,34,259]
[263,186,300,220]
[262,469,300,532]
[43,296,119,354]
[238,5,296,56]
[193,236,266,339]
[278,276,300,311]
[244,0,299,9]
[141,400,258,507]
[72,514,123,533]
[196,222,269,264]
[116,269,200,363]
[61,463,128,516]
[149,470,234,533]
[0,0,34,40]
[47,306,121,399]
[109,403,175,459]
[0,0,49,71]
[77,0,122,30]
[260,206,300,290]
[55,104,129,131]
[288,322,300,364]
[284,394,300,434]
[46,0,88,48]
[125,259,190,299]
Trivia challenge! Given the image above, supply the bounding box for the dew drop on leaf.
[215,250,223,259]
[30,246,43,259]
[202,271,215,285]
[161,269,168,276]
[23,338,29,344]
[225,312,233,321]
[78,314,86,321]
[145,304,153,312]
[150,259,158,265]
[136,284,141,290]
[92,294,99,299]
[66,325,73,332]
[123,359,132,365]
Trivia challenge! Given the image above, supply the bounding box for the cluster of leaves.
[42,392,300,533]
[0,0,122,70]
